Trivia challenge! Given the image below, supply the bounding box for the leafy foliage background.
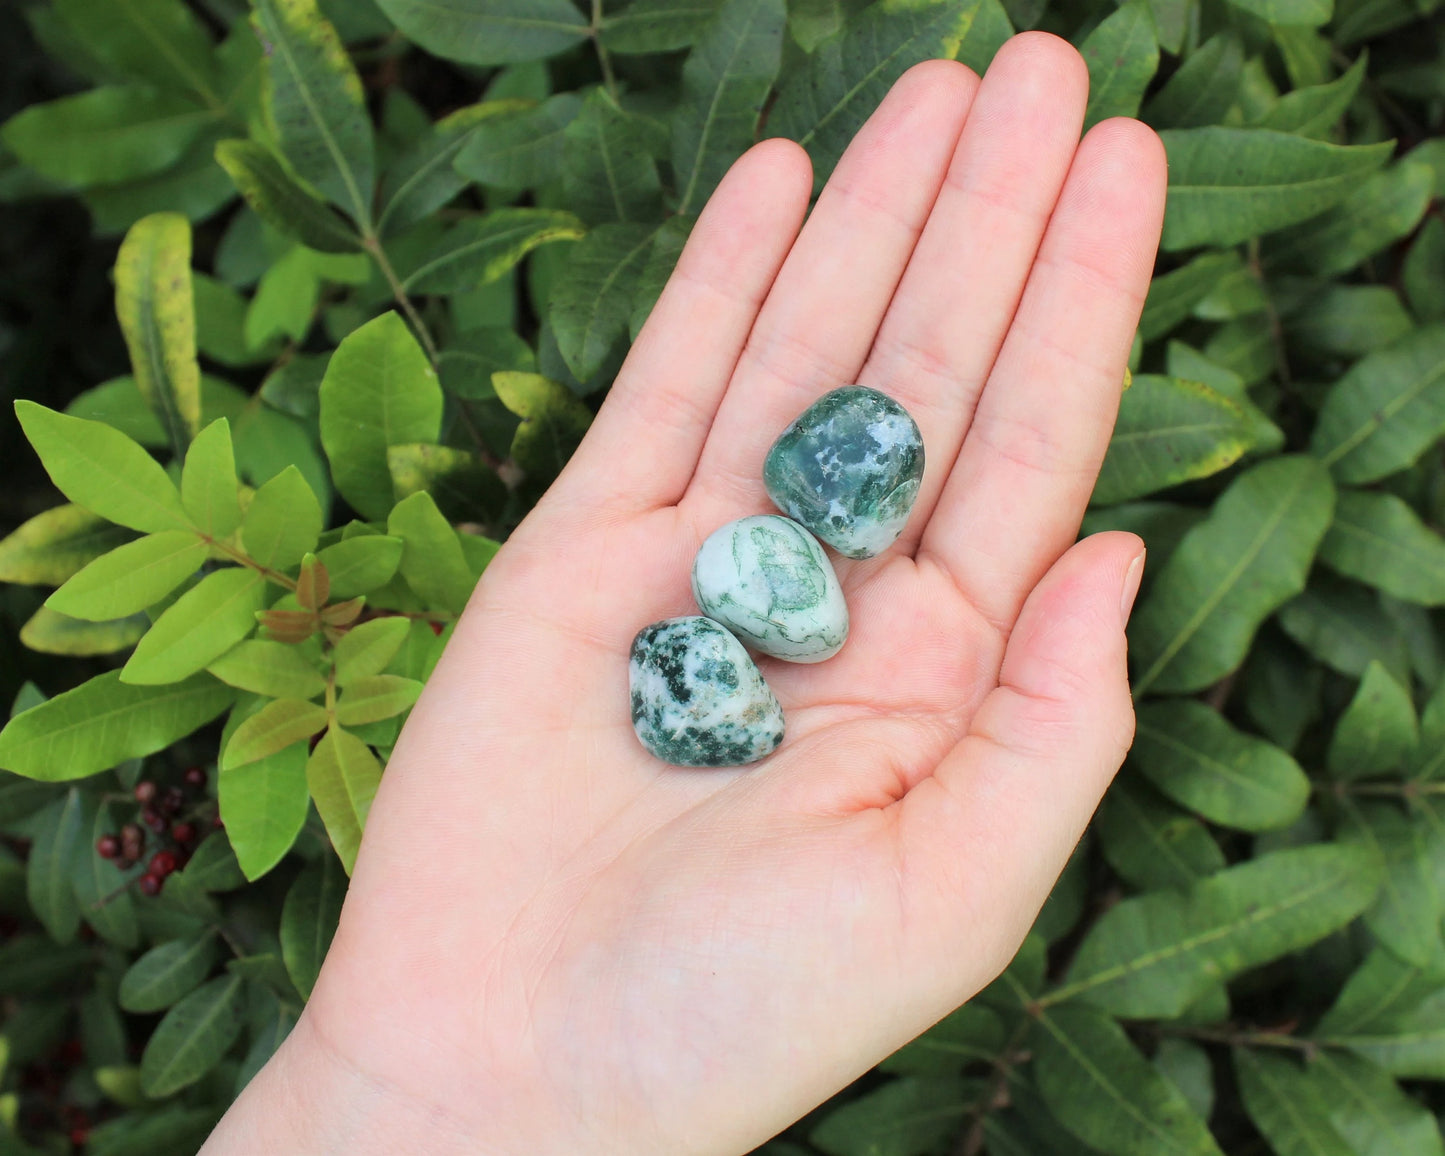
[0,0,1441,1151]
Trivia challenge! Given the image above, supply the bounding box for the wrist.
[199,1009,486,1156]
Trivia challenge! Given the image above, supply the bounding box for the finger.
[897,532,1144,985]
[920,118,1166,629]
[681,59,980,520]
[557,139,813,515]
[858,32,1089,556]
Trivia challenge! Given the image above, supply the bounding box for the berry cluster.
[95,767,214,896]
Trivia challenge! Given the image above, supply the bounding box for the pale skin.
[201,33,1167,1155]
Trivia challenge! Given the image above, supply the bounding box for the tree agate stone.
[629,617,785,767]
[763,386,924,559]
[692,515,848,663]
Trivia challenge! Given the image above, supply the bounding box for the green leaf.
[214,139,363,253]
[1255,51,1366,137]
[376,98,530,236]
[1142,34,1244,129]
[86,1106,222,1156]
[20,606,150,657]
[0,86,214,187]
[45,532,206,622]
[1157,128,1392,251]
[1265,161,1434,278]
[1277,578,1411,683]
[306,727,380,874]
[1032,1002,1223,1156]
[280,853,346,999]
[492,371,593,488]
[0,672,233,781]
[1411,678,1445,781]
[1311,326,1445,484]
[1055,842,1382,1018]
[53,0,221,102]
[319,312,444,521]
[315,534,404,599]
[220,739,309,881]
[1316,946,1445,1039]
[1328,661,1419,778]
[1129,456,1336,696]
[386,492,476,614]
[208,640,327,699]
[879,1004,1005,1074]
[114,213,202,453]
[121,568,267,685]
[388,442,506,523]
[241,465,323,571]
[1316,973,1445,1079]
[1155,1039,1214,1122]
[774,0,985,195]
[1131,700,1310,831]
[452,93,581,188]
[333,617,412,685]
[222,699,330,771]
[0,505,132,587]
[139,974,246,1097]
[14,402,190,534]
[1404,218,1445,323]
[809,1075,976,1156]
[630,215,692,338]
[1079,0,1157,130]
[253,0,374,226]
[181,419,243,538]
[672,0,787,214]
[334,675,422,725]
[1342,803,1445,967]
[402,208,585,295]
[27,790,87,944]
[1307,1050,1445,1156]
[562,89,663,225]
[372,0,590,65]
[1093,376,1258,506]
[1234,1049,1355,1156]
[119,935,219,1013]
[600,0,724,51]
[176,831,248,892]
[1280,284,1415,359]
[1095,776,1227,892]
[66,373,248,449]
[1228,0,1331,25]
[548,222,657,382]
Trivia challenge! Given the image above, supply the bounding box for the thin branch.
[363,236,443,368]
[591,0,621,102]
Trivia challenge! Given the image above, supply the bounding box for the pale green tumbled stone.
[629,617,785,768]
[763,385,924,559]
[692,515,848,663]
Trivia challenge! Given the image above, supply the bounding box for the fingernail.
[1120,550,1146,626]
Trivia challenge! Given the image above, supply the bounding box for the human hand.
[202,31,1166,1156]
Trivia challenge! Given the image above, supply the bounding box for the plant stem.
[203,535,297,592]
[954,1022,1031,1156]
[1312,778,1445,797]
[591,0,621,102]
[364,235,443,369]
[1158,1022,1318,1053]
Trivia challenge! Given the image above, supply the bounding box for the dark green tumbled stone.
[762,386,924,559]
[628,617,785,768]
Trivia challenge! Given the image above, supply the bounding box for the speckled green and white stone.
[629,617,785,767]
[763,385,924,559]
[691,515,848,663]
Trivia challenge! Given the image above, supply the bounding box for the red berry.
[143,810,166,833]
[138,875,162,897]
[133,781,156,804]
[171,822,196,844]
[161,786,185,815]
[69,1127,88,1147]
[148,851,178,877]
[212,813,225,829]
[184,767,207,788]
[95,836,119,859]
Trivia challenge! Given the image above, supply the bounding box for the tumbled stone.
[691,515,848,663]
[763,386,925,559]
[629,617,785,767]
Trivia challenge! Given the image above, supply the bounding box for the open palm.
[206,33,1166,1156]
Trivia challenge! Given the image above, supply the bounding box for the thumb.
[899,531,1144,986]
